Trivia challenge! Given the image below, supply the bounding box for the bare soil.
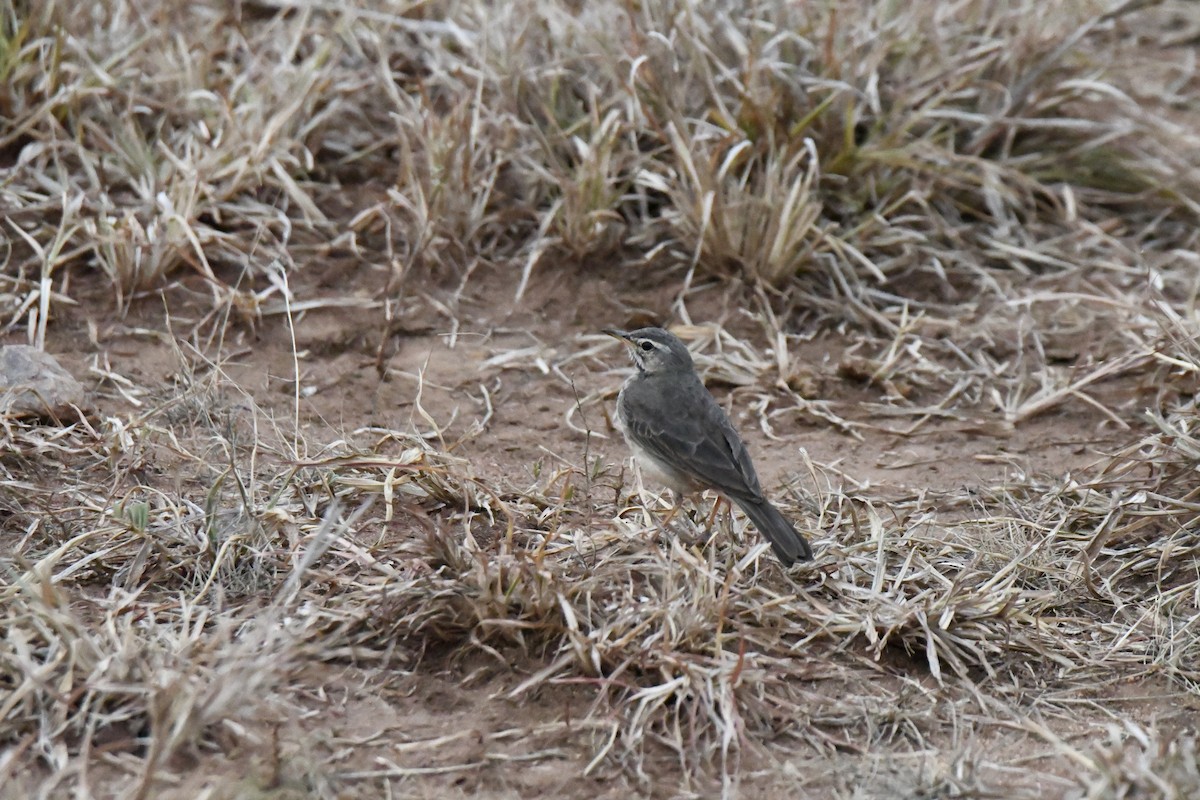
[22,258,1185,799]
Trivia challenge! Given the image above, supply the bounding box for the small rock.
[0,345,88,421]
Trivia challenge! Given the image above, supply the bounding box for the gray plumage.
[605,326,814,566]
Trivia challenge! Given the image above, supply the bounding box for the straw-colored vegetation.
[2,0,1200,797]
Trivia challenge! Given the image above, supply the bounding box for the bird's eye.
[639,341,654,351]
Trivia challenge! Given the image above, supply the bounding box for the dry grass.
[4,0,1200,797]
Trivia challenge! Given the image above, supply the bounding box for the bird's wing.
[621,375,764,501]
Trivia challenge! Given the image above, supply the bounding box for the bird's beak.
[603,329,634,348]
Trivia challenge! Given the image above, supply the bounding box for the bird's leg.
[644,491,685,549]
[660,491,683,527]
[653,491,714,548]
[703,495,728,533]
[689,495,733,551]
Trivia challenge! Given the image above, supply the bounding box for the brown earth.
[20,256,1181,799]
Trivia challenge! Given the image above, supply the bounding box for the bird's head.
[603,327,694,375]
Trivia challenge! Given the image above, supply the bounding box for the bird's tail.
[735,498,814,566]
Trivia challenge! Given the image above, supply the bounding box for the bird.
[604,326,814,566]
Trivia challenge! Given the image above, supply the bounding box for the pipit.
[605,326,814,566]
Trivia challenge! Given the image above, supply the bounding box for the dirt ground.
[24,257,1190,800]
[6,3,1200,796]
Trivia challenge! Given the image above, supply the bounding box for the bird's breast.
[613,376,700,494]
